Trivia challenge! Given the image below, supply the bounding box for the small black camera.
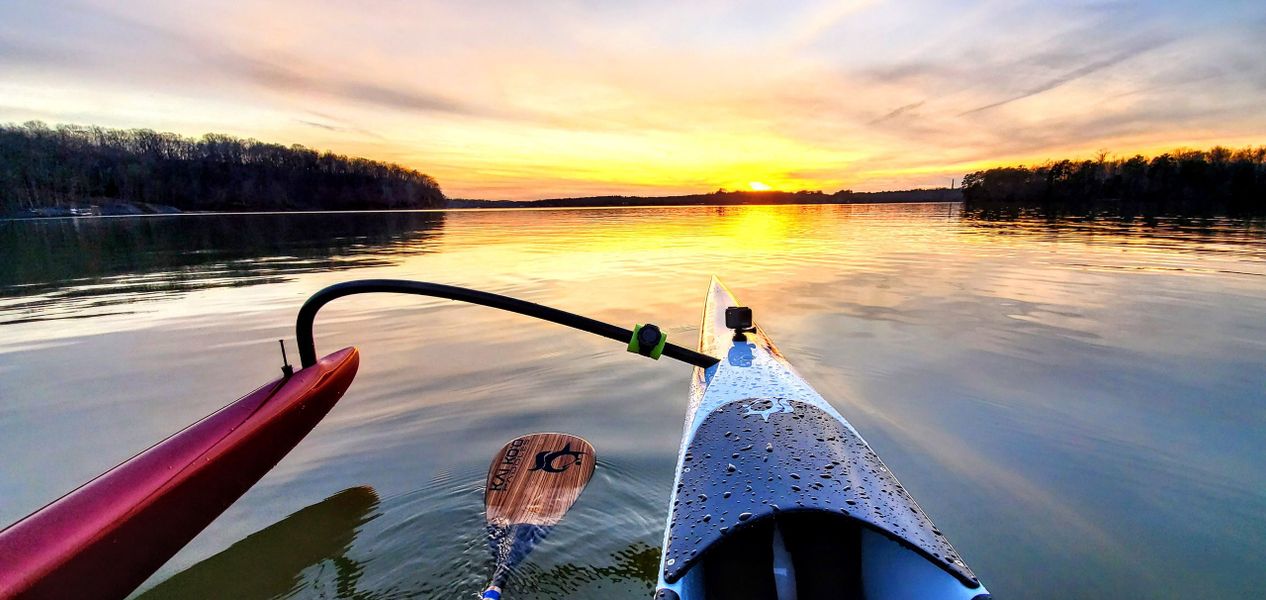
[725,306,753,331]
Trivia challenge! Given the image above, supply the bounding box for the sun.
[748,181,772,191]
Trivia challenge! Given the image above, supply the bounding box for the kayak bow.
[654,278,989,600]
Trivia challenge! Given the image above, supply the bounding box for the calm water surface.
[2,204,1265,599]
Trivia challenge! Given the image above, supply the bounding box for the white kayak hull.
[653,278,988,600]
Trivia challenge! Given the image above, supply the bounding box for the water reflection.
[962,212,1266,255]
[510,542,660,598]
[0,211,445,324]
[2,204,1265,599]
[136,486,380,600]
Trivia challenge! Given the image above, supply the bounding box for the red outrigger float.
[0,348,359,599]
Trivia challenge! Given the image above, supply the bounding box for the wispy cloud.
[958,36,1174,116]
[870,100,925,125]
[218,52,478,117]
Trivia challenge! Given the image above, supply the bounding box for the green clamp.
[628,323,668,360]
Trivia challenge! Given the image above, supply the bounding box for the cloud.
[218,52,477,117]
[958,36,1174,116]
[296,119,340,131]
[3,3,497,120]
[0,31,85,69]
[294,115,384,139]
[780,0,882,50]
[870,100,925,125]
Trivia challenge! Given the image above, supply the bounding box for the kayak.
[653,278,989,600]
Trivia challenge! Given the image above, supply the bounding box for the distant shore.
[448,188,960,209]
[3,188,962,219]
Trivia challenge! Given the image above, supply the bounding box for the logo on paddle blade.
[530,443,585,473]
[489,438,528,492]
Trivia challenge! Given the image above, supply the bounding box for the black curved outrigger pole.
[295,279,719,369]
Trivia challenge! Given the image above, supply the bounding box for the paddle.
[479,432,596,599]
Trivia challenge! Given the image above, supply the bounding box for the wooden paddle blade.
[484,433,595,526]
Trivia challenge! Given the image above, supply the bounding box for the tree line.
[0,122,445,214]
[961,147,1266,217]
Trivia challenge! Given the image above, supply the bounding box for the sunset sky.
[2,0,1264,199]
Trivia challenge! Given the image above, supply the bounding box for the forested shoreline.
[7,121,1263,219]
[961,147,1266,217]
[0,122,445,216]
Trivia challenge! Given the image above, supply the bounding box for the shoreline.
[1,197,962,220]
[2,187,961,220]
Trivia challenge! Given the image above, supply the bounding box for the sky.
[2,0,1265,200]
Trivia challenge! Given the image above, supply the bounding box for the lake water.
[2,204,1265,599]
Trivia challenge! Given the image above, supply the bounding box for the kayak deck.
[656,278,986,599]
